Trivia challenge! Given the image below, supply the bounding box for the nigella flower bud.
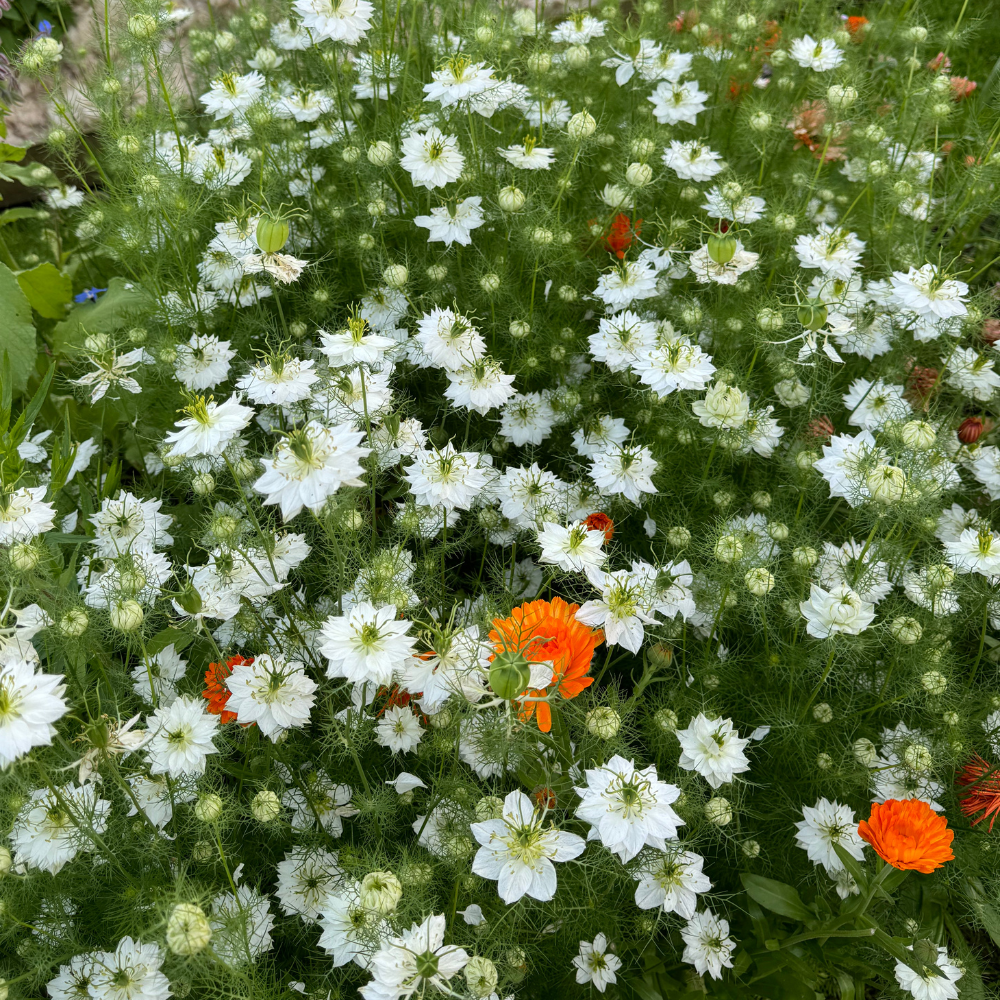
[166,904,212,955]
[59,607,89,637]
[127,13,159,39]
[367,140,394,166]
[566,110,597,140]
[382,263,408,288]
[707,231,737,264]
[796,298,828,331]
[110,599,143,632]
[489,649,532,700]
[255,215,289,253]
[585,706,621,739]
[360,871,402,915]
[251,790,281,822]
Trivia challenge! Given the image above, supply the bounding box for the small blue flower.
[74,286,107,304]
[36,20,53,35]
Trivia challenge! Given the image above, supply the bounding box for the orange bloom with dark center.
[957,754,1000,831]
[857,799,954,873]
[583,512,614,542]
[203,655,253,723]
[489,597,604,733]
[603,214,642,259]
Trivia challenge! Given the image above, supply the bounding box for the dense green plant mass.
[0,2,1000,1000]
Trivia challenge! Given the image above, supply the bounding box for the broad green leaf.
[17,262,73,319]
[741,874,813,922]
[145,627,195,656]
[50,277,150,355]
[751,971,816,1000]
[0,142,26,163]
[0,262,37,392]
[0,207,43,227]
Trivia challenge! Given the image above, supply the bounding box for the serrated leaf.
[741,873,813,922]
[0,142,26,163]
[17,262,73,319]
[0,262,37,392]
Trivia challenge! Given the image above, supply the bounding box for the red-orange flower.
[950,76,977,101]
[857,799,954,873]
[489,597,604,733]
[583,512,614,542]
[603,213,642,259]
[845,15,868,36]
[203,655,253,723]
[957,754,1000,831]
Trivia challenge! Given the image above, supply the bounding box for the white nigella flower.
[0,657,68,767]
[816,539,893,604]
[360,913,469,1000]
[90,490,173,555]
[661,139,724,181]
[276,846,344,922]
[574,755,684,862]
[283,772,358,833]
[319,320,400,370]
[292,0,374,44]
[400,127,465,189]
[551,14,605,44]
[174,333,235,391]
[236,356,320,405]
[11,784,111,874]
[589,310,657,373]
[633,334,716,397]
[127,772,196,829]
[702,185,766,224]
[572,934,621,993]
[414,306,486,369]
[253,420,370,521]
[88,937,172,1000]
[944,526,1000,577]
[164,395,254,459]
[376,705,424,754]
[692,382,750,429]
[537,521,607,574]
[414,196,485,246]
[47,955,97,1000]
[444,357,517,414]
[145,695,220,777]
[681,910,736,980]
[211,885,275,965]
[499,136,555,170]
[404,444,493,512]
[648,80,709,125]
[633,849,712,918]
[131,643,188,705]
[602,39,662,85]
[572,415,631,458]
[593,257,662,311]
[590,443,658,503]
[318,884,389,968]
[242,250,310,284]
[499,392,557,446]
[423,57,496,106]
[225,652,318,739]
[200,70,266,119]
[319,602,415,687]
[794,224,865,279]
[689,240,759,285]
[889,265,968,319]
[0,485,56,544]
[800,583,876,638]
[675,713,751,788]
[945,346,1000,402]
[471,789,585,904]
[843,378,909,431]
[577,569,657,653]
[401,625,491,713]
[73,347,150,403]
[794,798,865,874]
[895,946,963,1000]
[790,34,844,71]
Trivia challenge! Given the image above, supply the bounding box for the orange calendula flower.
[957,754,1000,831]
[203,654,253,724]
[583,512,614,542]
[857,799,954,873]
[489,597,604,733]
[603,213,642,259]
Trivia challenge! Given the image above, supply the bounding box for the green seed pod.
[255,215,289,253]
[797,298,828,331]
[489,649,532,700]
[707,232,737,264]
